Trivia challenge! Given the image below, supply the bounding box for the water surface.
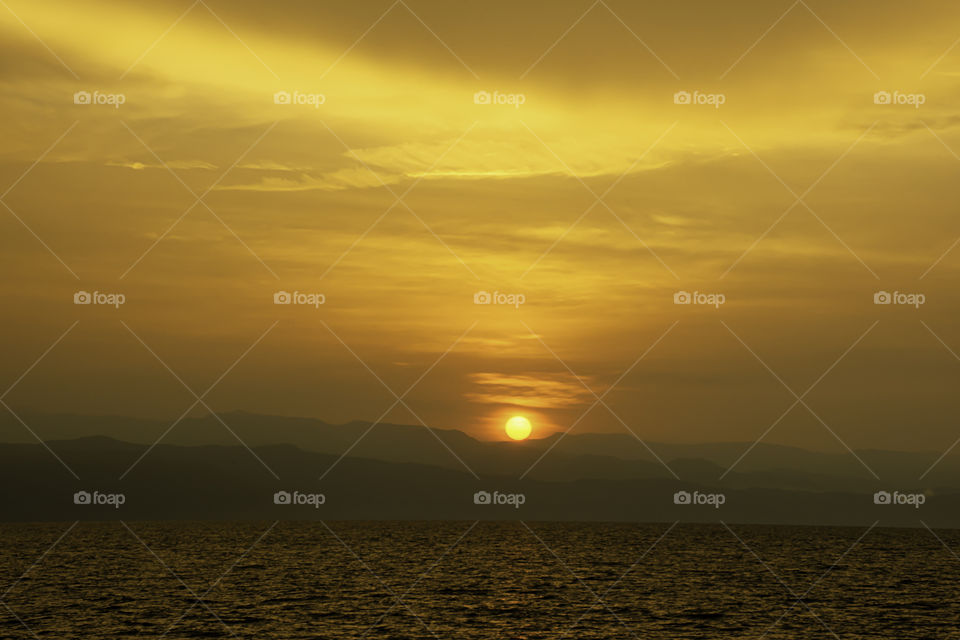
[0,521,955,638]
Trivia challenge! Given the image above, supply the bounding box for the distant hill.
[1,433,959,528]
[0,411,954,486]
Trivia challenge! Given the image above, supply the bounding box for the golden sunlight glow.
[505,416,532,441]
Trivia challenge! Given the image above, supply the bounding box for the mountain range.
[0,411,957,527]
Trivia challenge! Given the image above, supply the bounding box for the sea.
[0,521,955,638]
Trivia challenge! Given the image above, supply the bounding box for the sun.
[505,416,532,441]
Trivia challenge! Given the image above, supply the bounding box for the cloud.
[465,372,594,409]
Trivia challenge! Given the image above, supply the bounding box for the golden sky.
[2,0,960,450]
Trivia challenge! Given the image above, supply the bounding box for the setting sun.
[505,416,532,441]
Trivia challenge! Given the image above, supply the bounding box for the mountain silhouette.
[1,412,959,527]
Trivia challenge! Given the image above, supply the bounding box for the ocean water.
[0,521,956,639]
